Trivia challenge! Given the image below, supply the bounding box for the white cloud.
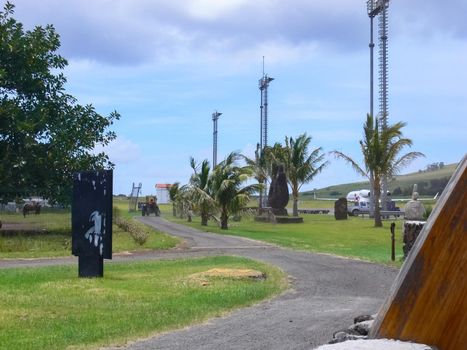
[94,137,141,164]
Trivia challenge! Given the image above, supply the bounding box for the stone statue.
[268,164,289,215]
[404,184,425,221]
[334,198,348,220]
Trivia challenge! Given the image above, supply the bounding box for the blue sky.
[13,0,467,195]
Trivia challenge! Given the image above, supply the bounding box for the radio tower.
[259,57,274,151]
[259,57,274,207]
[367,0,390,210]
[212,111,222,168]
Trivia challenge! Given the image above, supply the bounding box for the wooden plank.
[370,156,467,349]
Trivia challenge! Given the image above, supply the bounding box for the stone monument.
[267,164,289,216]
[334,197,348,220]
[402,184,426,258]
[404,185,425,220]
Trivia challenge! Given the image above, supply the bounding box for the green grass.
[0,205,179,258]
[161,205,404,266]
[0,256,287,350]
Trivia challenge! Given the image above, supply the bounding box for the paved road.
[0,216,398,349]
[108,217,398,350]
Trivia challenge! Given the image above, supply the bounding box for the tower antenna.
[258,57,274,208]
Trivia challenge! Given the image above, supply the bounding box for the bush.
[114,216,149,246]
[423,205,433,221]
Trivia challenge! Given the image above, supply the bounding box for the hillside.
[301,163,457,199]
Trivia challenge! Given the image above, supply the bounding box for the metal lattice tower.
[259,59,274,151]
[212,111,222,168]
[258,58,274,208]
[128,182,142,212]
[367,0,390,211]
[378,0,389,130]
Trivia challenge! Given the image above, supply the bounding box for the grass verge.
[0,256,287,350]
[0,207,179,259]
[160,204,404,267]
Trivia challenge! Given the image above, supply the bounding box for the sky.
[12,0,467,195]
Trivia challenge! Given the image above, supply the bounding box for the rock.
[353,314,373,324]
[403,221,425,258]
[315,339,436,350]
[334,198,348,220]
[349,320,373,336]
[404,190,425,220]
[267,164,289,211]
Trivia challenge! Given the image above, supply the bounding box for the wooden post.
[390,222,395,262]
[371,156,467,349]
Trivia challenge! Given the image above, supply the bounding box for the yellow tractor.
[141,196,161,216]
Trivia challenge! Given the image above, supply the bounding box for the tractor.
[141,196,161,216]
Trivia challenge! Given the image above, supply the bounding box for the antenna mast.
[259,58,274,151]
[212,111,222,168]
[258,57,274,208]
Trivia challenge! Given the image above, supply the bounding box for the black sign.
[72,170,113,276]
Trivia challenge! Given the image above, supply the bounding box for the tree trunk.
[201,212,208,226]
[292,187,299,216]
[374,181,383,227]
[172,203,176,217]
[258,179,263,209]
[369,173,375,218]
[293,196,298,216]
[220,208,228,230]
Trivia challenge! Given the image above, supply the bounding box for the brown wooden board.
[370,156,467,350]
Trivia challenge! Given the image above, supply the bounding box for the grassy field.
[160,204,405,266]
[0,256,287,350]
[0,205,179,258]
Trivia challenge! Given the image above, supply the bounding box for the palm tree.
[189,157,215,226]
[168,182,179,217]
[282,133,328,216]
[333,114,424,227]
[175,184,193,221]
[241,144,267,209]
[210,152,260,229]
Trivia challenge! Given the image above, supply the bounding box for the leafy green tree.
[0,2,119,204]
[210,152,260,229]
[189,157,215,226]
[282,133,327,216]
[333,114,424,227]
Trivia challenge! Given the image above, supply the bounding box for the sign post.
[72,170,113,277]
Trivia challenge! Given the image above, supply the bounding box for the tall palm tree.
[210,152,260,229]
[333,114,424,227]
[175,184,193,221]
[168,182,179,217]
[189,157,215,226]
[283,133,328,216]
[241,144,267,209]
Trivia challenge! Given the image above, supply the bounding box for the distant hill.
[301,163,457,199]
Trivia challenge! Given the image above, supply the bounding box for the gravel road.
[107,216,398,350]
[0,216,398,350]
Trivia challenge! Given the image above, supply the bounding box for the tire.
[352,209,360,217]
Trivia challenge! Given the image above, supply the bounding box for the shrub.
[114,216,149,246]
[423,205,433,221]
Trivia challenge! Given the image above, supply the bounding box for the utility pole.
[212,111,222,168]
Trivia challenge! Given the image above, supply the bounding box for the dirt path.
[0,216,398,349]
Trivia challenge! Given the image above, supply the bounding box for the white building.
[155,184,171,204]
